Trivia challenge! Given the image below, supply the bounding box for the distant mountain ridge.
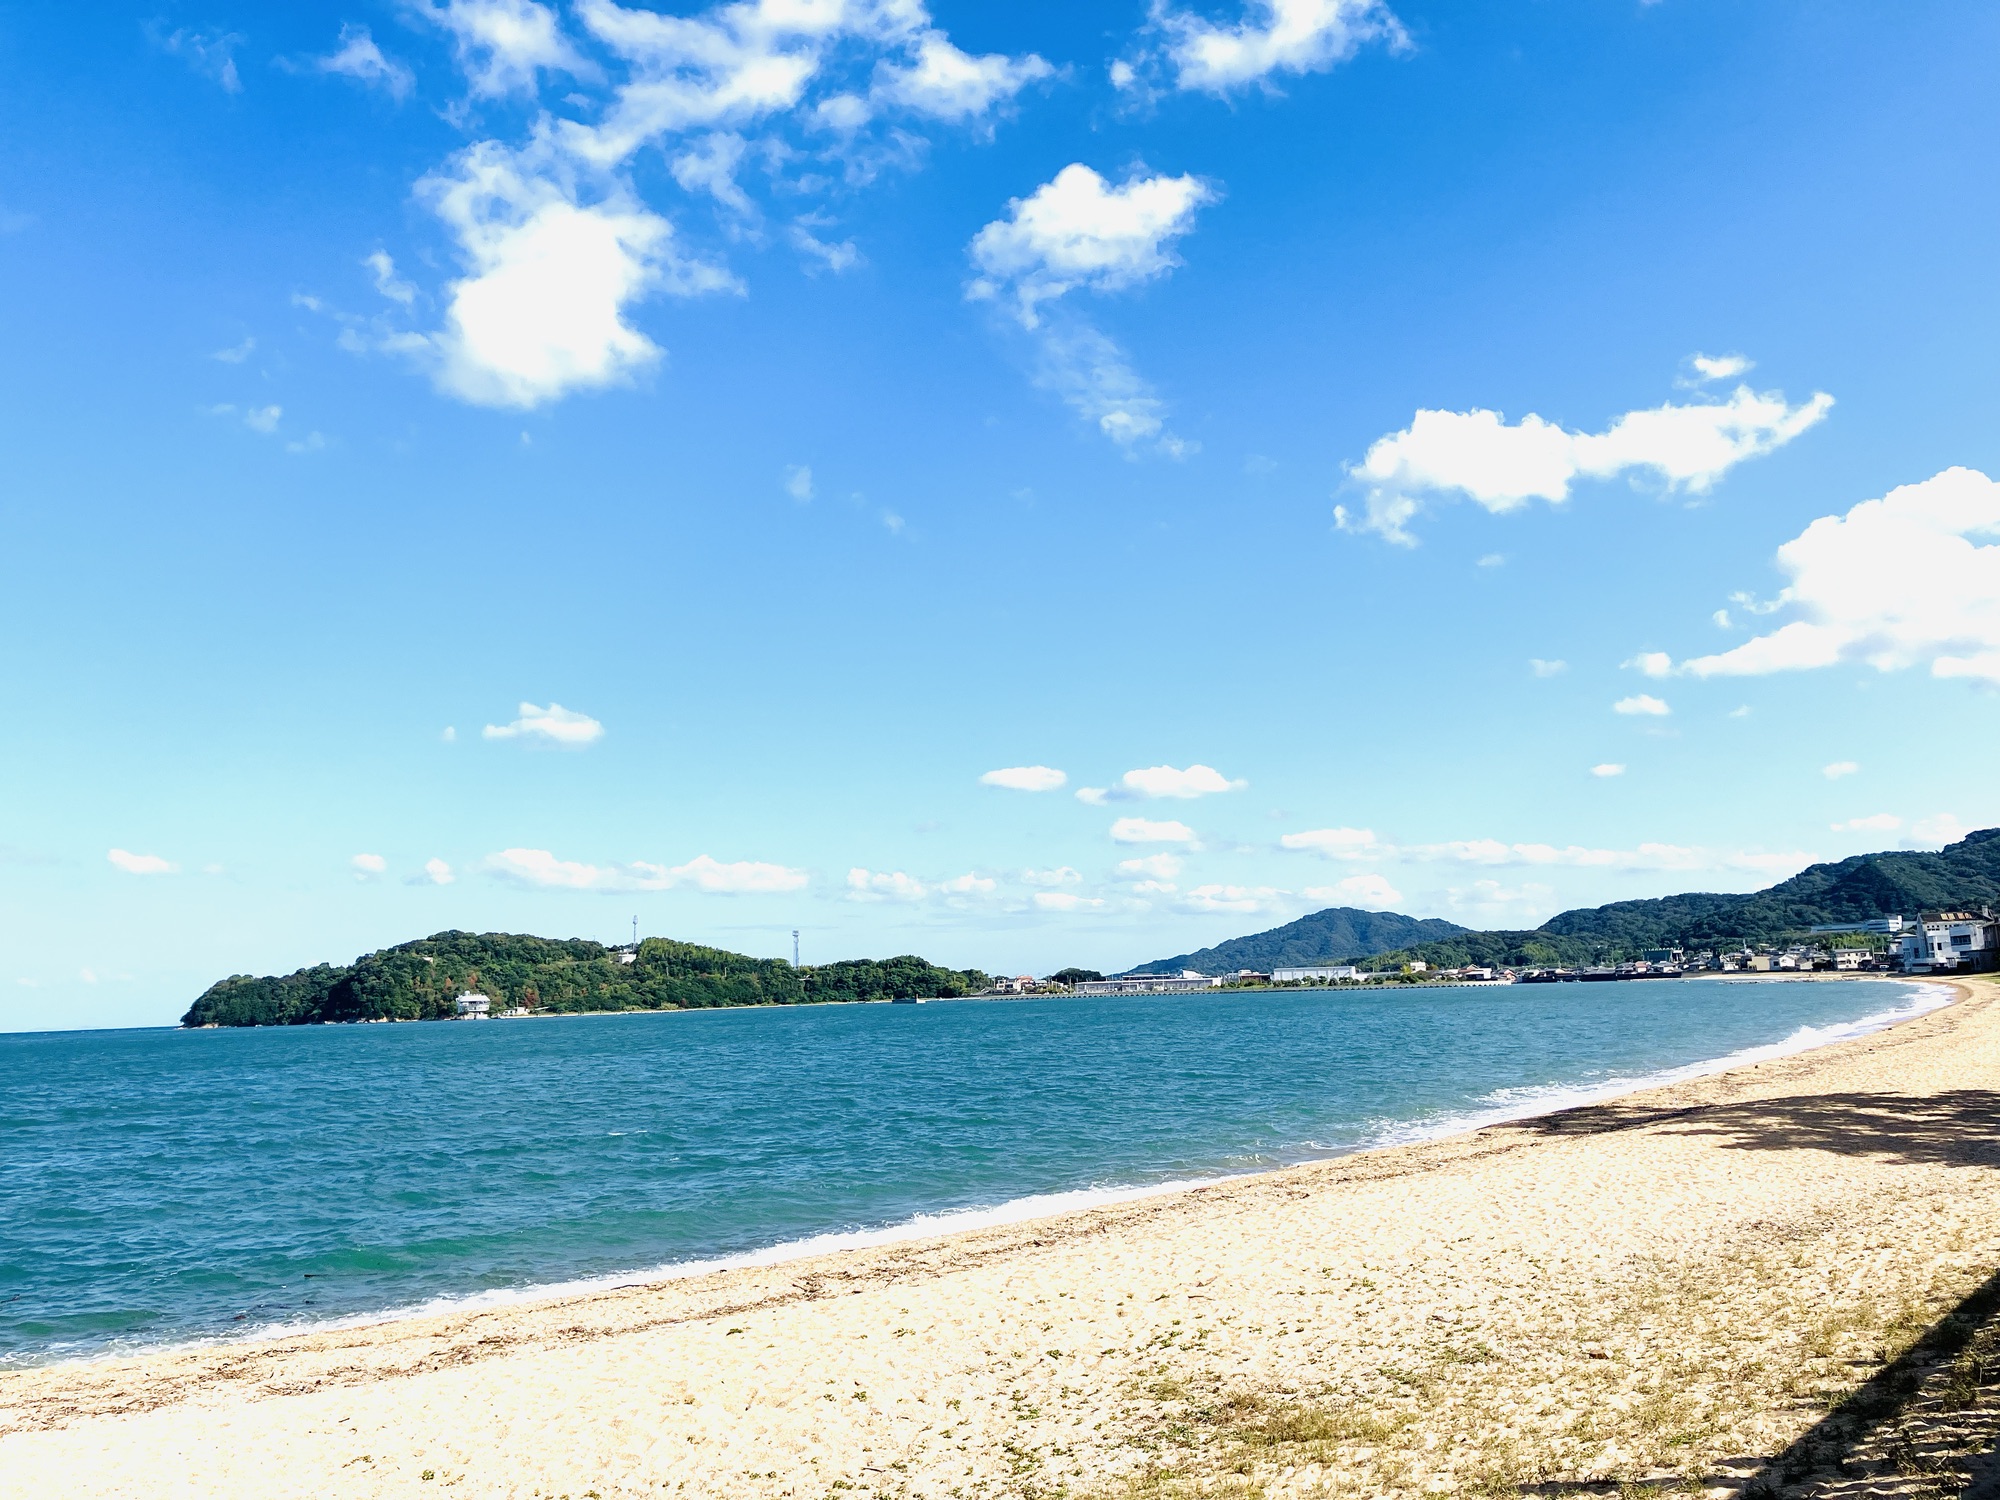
[1125,828,2000,977]
[1128,907,1470,976]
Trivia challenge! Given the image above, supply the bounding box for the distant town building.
[1898,912,1997,973]
[1272,966,1363,982]
[453,993,492,1019]
[1072,972,1224,995]
[1640,948,1684,966]
[1810,917,1905,935]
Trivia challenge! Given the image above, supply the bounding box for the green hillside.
[1128,906,1469,976]
[181,931,991,1027]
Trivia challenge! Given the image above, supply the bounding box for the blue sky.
[5,0,2000,1029]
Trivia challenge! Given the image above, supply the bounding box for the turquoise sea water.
[0,977,1940,1367]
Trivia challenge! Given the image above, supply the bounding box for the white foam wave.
[1363,979,1952,1149]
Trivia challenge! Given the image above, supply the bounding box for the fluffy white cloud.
[420,0,585,97]
[1117,853,1183,880]
[1528,658,1567,678]
[1033,890,1107,912]
[1689,352,1752,383]
[1831,814,1901,833]
[1301,873,1402,908]
[1106,763,1245,799]
[490,847,806,892]
[400,143,736,409]
[1110,816,1198,844]
[1279,826,1384,859]
[980,765,1067,792]
[1022,865,1083,886]
[1075,786,1109,806]
[784,463,815,501]
[1613,694,1670,716]
[1590,763,1626,778]
[319,24,415,98]
[1150,0,1406,93]
[1179,883,1286,914]
[1678,468,2000,686]
[351,853,388,877]
[421,857,456,885]
[1338,373,1833,544]
[1823,760,1860,779]
[1624,652,1672,678]
[847,867,926,902]
[966,164,1214,455]
[243,405,283,434]
[967,165,1215,328]
[107,848,177,876]
[482,700,605,745]
[939,872,997,895]
[871,32,1051,120]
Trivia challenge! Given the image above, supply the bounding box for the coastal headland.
[5,978,1998,1498]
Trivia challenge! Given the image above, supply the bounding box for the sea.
[0,976,1945,1369]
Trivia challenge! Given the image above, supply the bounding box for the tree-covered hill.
[1127,906,1469,976]
[1118,829,2000,978]
[181,931,992,1027]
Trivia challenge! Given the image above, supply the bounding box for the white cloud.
[1823,760,1860,779]
[1301,872,1402,908]
[1338,372,1833,544]
[1713,609,1733,629]
[1033,890,1107,912]
[981,764,1067,792]
[108,848,177,876]
[1476,553,1504,568]
[319,24,415,98]
[1110,816,1198,844]
[967,164,1215,329]
[871,32,1051,121]
[1624,651,1672,678]
[847,867,926,902]
[399,142,737,409]
[1149,0,1406,94]
[939,872,997,895]
[351,853,388,877]
[1613,694,1670,716]
[1678,468,2000,687]
[441,726,458,742]
[1909,813,1968,848]
[1117,853,1183,880]
[1442,878,1559,927]
[1179,883,1286,914]
[966,164,1214,455]
[154,26,242,92]
[1407,839,1807,878]
[213,336,255,364]
[421,0,585,97]
[366,251,417,305]
[1075,786,1109,806]
[1022,865,1083,886]
[1528,658,1567,678]
[482,700,605,745]
[1688,352,1752,383]
[1279,826,1385,859]
[789,217,860,274]
[1107,763,1245,799]
[421,857,456,885]
[1590,763,1626,778]
[784,463,815,502]
[244,405,283,434]
[490,847,806,892]
[657,854,809,893]
[1831,814,1901,833]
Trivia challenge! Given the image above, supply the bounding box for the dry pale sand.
[6,978,2000,1500]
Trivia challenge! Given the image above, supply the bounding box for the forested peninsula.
[181,931,991,1027]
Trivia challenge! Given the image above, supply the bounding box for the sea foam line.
[34,978,1950,1369]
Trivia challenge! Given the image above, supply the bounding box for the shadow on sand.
[1510,1088,2000,1172]
[1510,1088,2000,1496]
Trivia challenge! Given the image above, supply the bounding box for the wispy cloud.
[318,23,415,98]
[487,847,807,893]
[108,848,177,875]
[980,765,1067,792]
[1110,816,1198,844]
[482,701,604,745]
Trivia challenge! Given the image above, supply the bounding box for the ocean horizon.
[0,977,1945,1369]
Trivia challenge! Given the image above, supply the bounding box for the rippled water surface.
[0,978,1938,1365]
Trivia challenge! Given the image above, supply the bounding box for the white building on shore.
[453,993,493,1019]
[1897,913,1997,973]
[1271,966,1364,983]
[1072,972,1223,995]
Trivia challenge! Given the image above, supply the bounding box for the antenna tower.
[793,929,801,968]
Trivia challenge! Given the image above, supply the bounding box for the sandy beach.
[5,977,1999,1499]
